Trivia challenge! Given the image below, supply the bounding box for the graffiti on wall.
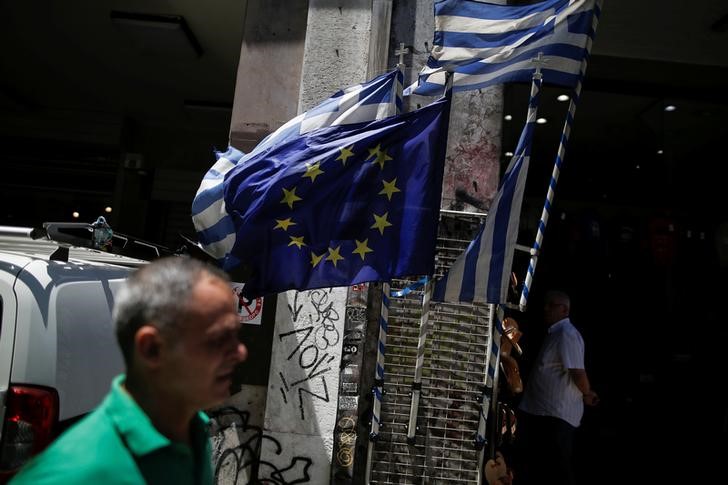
[275,289,342,421]
[210,404,315,485]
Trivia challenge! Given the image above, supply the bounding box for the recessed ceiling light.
[557,94,570,102]
[536,117,547,124]
[657,149,664,155]
[664,105,676,112]
[504,114,513,121]
[105,206,113,213]
[72,211,80,219]
[505,151,514,157]
[636,164,641,170]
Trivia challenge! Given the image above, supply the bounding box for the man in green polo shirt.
[11,257,248,484]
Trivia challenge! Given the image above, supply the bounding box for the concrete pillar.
[395,0,504,212]
[228,0,309,152]
[259,2,378,483]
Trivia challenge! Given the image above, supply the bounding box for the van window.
[54,282,124,419]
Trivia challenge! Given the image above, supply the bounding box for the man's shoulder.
[10,405,140,484]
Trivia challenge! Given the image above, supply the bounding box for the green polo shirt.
[10,375,213,485]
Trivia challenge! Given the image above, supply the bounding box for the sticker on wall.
[232,283,263,325]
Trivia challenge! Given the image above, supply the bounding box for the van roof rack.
[0,222,173,264]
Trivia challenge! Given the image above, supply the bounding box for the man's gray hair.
[113,256,230,365]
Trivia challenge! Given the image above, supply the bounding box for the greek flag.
[433,77,540,304]
[192,69,403,261]
[409,0,597,96]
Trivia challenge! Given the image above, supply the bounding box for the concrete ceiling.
[1,0,726,219]
[0,0,247,127]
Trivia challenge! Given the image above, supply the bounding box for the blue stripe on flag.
[197,215,235,246]
[436,0,569,20]
[459,236,482,302]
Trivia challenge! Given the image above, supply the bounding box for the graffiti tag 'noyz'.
[279,326,336,420]
[209,407,313,484]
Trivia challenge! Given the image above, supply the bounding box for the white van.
[0,224,153,481]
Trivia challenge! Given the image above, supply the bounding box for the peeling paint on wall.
[443,87,504,212]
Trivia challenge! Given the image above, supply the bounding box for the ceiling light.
[72,212,80,219]
[105,206,113,213]
[657,149,664,155]
[505,151,514,157]
[557,94,570,102]
[664,105,676,112]
[504,114,512,121]
[536,117,547,124]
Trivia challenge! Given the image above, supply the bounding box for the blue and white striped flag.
[192,69,403,261]
[408,0,596,96]
[433,76,541,304]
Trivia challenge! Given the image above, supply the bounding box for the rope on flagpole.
[488,306,506,461]
[475,304,505,484]
[406,277,433,444]
[519,0,604,312]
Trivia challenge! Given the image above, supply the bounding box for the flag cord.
[476,304,497,485]
[518,0,604,312]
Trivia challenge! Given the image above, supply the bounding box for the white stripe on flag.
[435,10,553,37]
[204,233,237,260]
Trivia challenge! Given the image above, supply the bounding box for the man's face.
[543,299,567,325]
[158,275,247,410]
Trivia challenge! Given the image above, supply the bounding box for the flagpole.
[519,0,604,311]
[365,48,409,484]
[476,304,497,485]
[475,63,543,482]
[364,282,390,485]
[487,306,505,461]
[405,277,433,444]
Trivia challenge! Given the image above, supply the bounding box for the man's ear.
[135,325,164,367]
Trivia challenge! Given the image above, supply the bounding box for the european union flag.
[224,97,451,298]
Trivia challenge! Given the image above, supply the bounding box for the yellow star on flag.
[303,161,324,183]
[352,239,373,260]
[274,218,296,231]
[280,187,302,209]
[371,212,393,235]
[326,245,344,267]
[310,251,325,267]
[368,144,393,170]
[379,178,401,201]
[288,236,306,249]
[336,146,354,165]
